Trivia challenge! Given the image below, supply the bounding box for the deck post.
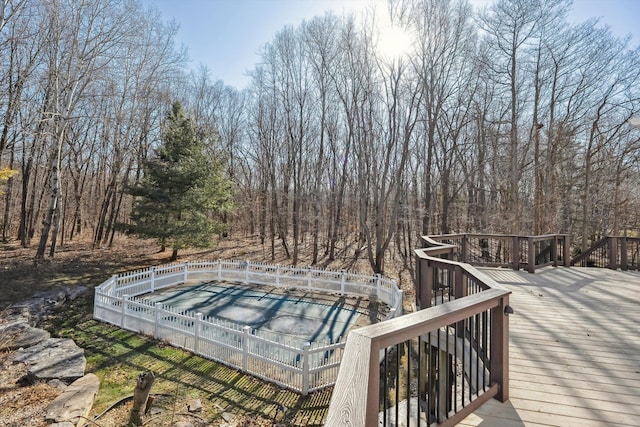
[461,234,469,263]
[415,254,427,309]
[527,237,535,273]
[552,236,559,267]
[423,259,434,309]
[563,235,571,267]
[620,237,628,270]
[491,295,510,402]
[608,237,618,270]
[511,236,520,270]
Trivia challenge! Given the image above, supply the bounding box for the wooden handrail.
[569,237,608,266]
[326,240,512,426]
[427,233,570,273]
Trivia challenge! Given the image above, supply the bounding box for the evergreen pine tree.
[127,101,233,260]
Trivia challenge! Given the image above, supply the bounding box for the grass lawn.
[2,237,343,425]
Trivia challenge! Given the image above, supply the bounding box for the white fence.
[93,259,403,394]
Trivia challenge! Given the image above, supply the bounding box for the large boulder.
[5,285,89,325]
[0,321,50,351]
[12,337,86,382]
[46,373,100,427]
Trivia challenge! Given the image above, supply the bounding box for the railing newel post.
[425,259,434,309]
[462,234,468,263]
[563,235,571,267]
[620,237,628,270]
[217,259,221,280]
[244,260,250,284]
[491,294,510,402]
[340,270,346,295]
[307,266,312,289]
[150,267,156,293]
[608,237,618,270]
[527,236,535,273]
[276,264,281,287]
[511,236,520,270]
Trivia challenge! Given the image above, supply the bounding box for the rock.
[48,378,69,390]
[222,411,236,422]
[0,321,50,351]
[5,285,89,325]
[16,371,39,386]
[173,422,194,427]
[45,373,100,427]
[48,422,75,427]
[186,398,202,412]
[6,298,46,323]
[12,338,86,381]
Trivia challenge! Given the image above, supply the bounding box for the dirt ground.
[0,234,415,309]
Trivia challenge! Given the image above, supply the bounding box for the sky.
[146,0,639,90]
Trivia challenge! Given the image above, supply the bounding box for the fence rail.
[94,260,402,395]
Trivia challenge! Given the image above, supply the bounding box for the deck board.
[460,267,640,427]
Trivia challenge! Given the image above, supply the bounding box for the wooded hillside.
[1,0,639,273]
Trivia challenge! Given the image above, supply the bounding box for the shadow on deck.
[460,267,640,427]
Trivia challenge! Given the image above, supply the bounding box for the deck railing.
[94,260,403,395]
[429,233,571,273]
[327,237,511,426]
[570,236,640,270]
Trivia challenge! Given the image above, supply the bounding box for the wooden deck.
[459,267,640,427]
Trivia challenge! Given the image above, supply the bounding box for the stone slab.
[0,321,50,351]
[12,338,86,381]
[46,373,99,427]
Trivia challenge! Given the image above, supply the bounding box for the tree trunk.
[35,160,60,262]
[129,371,155,426]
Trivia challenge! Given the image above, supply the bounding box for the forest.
[1,0,639,274]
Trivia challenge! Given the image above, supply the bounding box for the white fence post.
[217,259,221,280]
[375,274,381,299]
[276,264,281,287]
[307,267,312,289]
[121,294,129,329]
[154,303,162,338]
[194,313,202,354]
[340,270,346,295]
[150,267,156,293]
[242,325,251,371]
[302,342,311,395]
[110,274,118,296]
[183,262,189,283]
